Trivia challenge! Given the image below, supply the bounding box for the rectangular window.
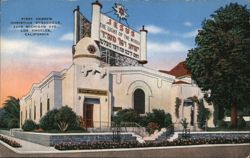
[34,105,36,120]
[40,102,42,117]
[25,109,27,120]
[29,107,31,119]
[47,98,50,112]
[21,111,23,125]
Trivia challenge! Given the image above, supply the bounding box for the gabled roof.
[159,61,192,78]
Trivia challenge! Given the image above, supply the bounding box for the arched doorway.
[133,89,145,114]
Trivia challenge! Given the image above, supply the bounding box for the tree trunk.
[230,101,237,128]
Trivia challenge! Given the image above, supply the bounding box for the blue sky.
[1,0,250,69]
[0,0,249,104]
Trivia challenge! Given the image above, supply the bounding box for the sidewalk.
[0,134,57,152]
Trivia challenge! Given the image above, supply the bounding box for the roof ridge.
[159,61,191,78]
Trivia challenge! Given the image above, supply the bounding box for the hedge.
[54,135,250,150]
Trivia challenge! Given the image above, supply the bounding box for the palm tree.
[0,96,20,128]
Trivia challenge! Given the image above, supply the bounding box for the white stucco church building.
[20,1,214,129]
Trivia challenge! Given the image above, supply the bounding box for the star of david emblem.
[113,3,128,21]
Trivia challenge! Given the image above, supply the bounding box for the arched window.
[133,89,145,114]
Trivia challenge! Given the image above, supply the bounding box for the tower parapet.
[139,25,148,64]
[91,1,102,44]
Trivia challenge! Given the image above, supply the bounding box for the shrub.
[39,109,58,130]
[112,108,173,130]
[76,115,88,131]
[22,119,37,131]
[237,116,246,128]
[217,120,227,128]
[0,134,21,148]
[55,106,78,132]
[138,115,148,127]
[112,109,139,125]
[145,109,172,128]
[180,118,188,129]
[164,113,172,127]
[8,118,19,129]
[146,122,160,134]
[197,99,211,128]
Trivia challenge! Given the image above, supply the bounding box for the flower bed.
[0,134,21,148]
[54,135,250,150]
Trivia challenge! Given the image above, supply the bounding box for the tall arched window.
[133,89,145,114]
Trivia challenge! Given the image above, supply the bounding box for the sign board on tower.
[99,14,141,60]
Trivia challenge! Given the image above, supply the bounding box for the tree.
[186,3,250,127]
[0,96,20,128]
[55,106,78,132]
[0,109,8,128]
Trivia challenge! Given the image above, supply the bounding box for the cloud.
[60,32,73,41]
[145,25,169,34]
[144,24,198,38]
[1,38,73,106]
[148,41,190,54]
[146,41,190,70]
[184,21,192,27]
[1,38,72,68]
[182,29,198,38]
[172,29,199,38]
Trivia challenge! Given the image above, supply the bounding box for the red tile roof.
[173,80,190,84]
[159,61,192,78]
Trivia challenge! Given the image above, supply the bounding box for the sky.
[0,0,249,106]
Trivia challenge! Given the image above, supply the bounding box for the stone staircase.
[143,125,176,142]
[167,132,179,141]
[131,133,145,143]
[143,128,166,141]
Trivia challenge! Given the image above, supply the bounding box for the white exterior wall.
[61,65,75,109]
[109,67,174,114]
[20,64,214,128]
[73,64,110,127]
[170,83,214,128]
[20,72,62,125]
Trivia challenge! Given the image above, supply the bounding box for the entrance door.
[83,104,93,128]
[133,89,145,114]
